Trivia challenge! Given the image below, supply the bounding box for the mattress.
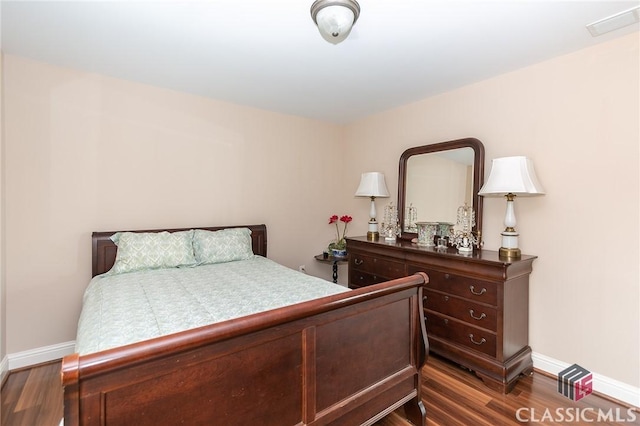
[76,255,349,355]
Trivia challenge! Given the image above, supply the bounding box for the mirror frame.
[398,137,485,241]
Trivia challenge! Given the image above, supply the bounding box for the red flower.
[328,214,352,249]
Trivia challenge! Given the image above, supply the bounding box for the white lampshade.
[311,0,360,45]
[479,156,545,196]
[479,156,545,259]
[355,171,388,241]
[355,172,390,198]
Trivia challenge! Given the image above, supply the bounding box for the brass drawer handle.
[469,334,486,345]
[354,258,364,266]
[443,296,449,302]
[469,309,486,320]
[469,285,487,296]
[443,318,449,325]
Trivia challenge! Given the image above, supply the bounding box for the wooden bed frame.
[62,224,429,426]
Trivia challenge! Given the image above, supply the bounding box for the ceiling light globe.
[311,0,360,45]
[316,6,354,44]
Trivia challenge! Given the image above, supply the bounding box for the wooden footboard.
[62,273,428,426]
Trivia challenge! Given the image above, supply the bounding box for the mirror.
[398,138,485,241]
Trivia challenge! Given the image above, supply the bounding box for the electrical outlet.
[298,265,306,274]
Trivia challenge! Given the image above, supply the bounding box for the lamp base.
[500,230,520,260]
[499,247,521,260]
[367,219,379,241]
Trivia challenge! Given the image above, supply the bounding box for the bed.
[61,224,429,425]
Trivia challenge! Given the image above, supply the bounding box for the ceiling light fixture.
[311,0,360,45]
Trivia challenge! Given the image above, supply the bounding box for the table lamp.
[478,156,545,259]
[355,172,390,241]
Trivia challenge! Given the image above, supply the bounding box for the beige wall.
[1,50,6,370]
[2,32,638,391]
[344,33,639,388]
[3,55,346,353]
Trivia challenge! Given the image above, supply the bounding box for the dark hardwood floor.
[2,354,638,426]
[1,362,63,426]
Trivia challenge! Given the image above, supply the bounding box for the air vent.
[586,6,640,37]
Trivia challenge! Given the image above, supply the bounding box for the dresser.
[346,236,537,393]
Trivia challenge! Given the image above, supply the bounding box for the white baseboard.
[532,351,640,408]
[7,341,75,371]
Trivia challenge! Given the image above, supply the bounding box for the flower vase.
[331,248,347,257]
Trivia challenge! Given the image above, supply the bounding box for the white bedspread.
[76,256,349,355]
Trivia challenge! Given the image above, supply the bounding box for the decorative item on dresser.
[346,236,536,393]
[380,202,401,242]
[355,171,390,241]
[478,156,545,260]
[450,203,478,254]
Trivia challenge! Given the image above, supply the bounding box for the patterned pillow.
[108,230,196,275]
[193,228,254,265]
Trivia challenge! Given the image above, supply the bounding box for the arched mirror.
[398,138,485,241]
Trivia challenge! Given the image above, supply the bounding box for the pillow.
[108,230,196,275]
[193,228,254,265]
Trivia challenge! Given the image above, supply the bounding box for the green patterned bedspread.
[76,256,349,355]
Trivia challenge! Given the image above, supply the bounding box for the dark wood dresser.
[346,235,537,393]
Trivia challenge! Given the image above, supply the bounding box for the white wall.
[0,49,6,381]
[2,55,346,354]
[344,33,639,389]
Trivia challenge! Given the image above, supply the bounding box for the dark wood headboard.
[92,224,268,277]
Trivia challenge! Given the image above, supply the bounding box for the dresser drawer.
[349,270,387,289]
[409,266,498,306]
[425,311,497,357]
[424,289,497,332]
[350,253,406,279]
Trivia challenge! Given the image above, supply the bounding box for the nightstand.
[314,254,348,284]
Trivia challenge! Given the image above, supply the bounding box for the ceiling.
[2,1,639,124]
